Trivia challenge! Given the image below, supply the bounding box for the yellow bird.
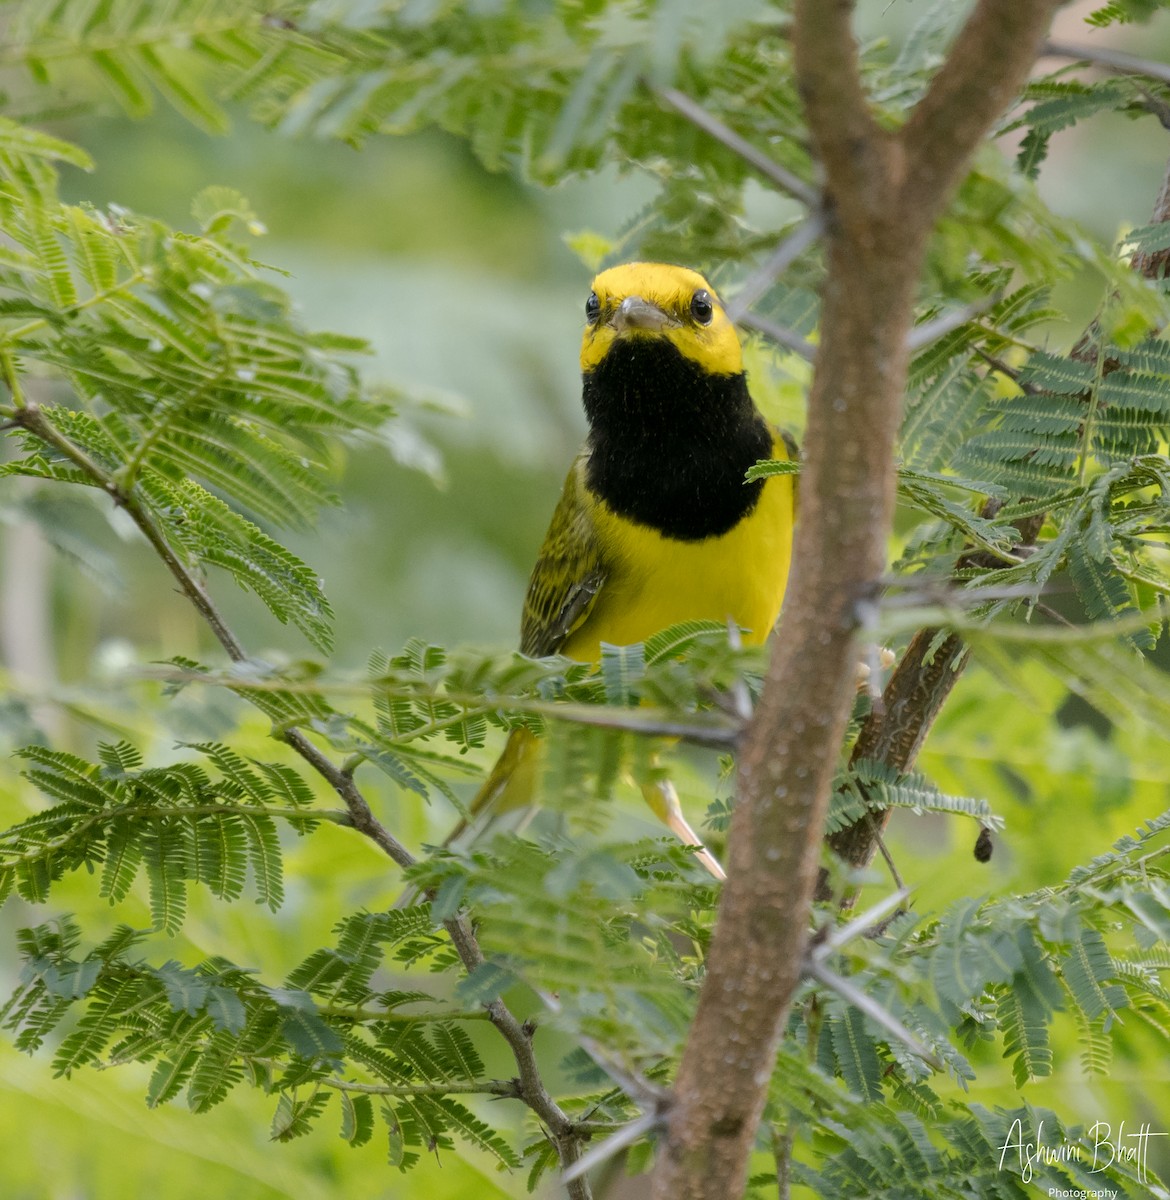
[461,262,796,878]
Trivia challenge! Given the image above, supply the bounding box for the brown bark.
[832,144,1170,877]
[828,511,1043,872]
[649,3,1062,1197]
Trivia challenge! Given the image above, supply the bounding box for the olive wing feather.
[520,454,606,658]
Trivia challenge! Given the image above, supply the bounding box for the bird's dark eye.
[690,289,714,325]
[585,292,601,324]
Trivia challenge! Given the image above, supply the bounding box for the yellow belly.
[561,458,795,661]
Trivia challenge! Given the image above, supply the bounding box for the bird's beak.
[610,295,673,334]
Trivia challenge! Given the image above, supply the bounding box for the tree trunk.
[650,3,1063,1196]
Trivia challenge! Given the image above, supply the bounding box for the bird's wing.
[520,454,606,658]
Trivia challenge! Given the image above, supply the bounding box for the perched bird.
[459,262,796,878]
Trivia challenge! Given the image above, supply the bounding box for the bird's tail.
[397,729,725,905]
[394,726,539,908]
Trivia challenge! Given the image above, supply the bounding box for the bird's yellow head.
[580,262,743,376]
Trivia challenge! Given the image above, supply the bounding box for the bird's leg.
[641,776,727,881]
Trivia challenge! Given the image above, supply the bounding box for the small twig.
[654,86,821,208]
[522,701,743,749]
[972,345,1044,393]
[442,916,594,1198]
[873,829,906,892]
[0,350,25,410]
[561,1110,664,1186]
[10,397,594,1198]
[138,665,744,750]
[1136,83,1170,131]
[318,1003,493,1024]
[325,1076,521,1098]
[906,293,1001,351]
[737,311,817,361]
[804,959,942,1070]
[282,728,416,869]
[773,1122,794,1200]
[726,215,826,322]
[874,579,1058,608]
[971,319,1039,354]
[8,404,247,659]
[812,886,911,959]
[536,984,668,1110]
[1042,39,1170,88]
[1034,601,1076,628]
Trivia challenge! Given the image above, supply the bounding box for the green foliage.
[5,730,1165,1193]
[0,742,319,922]
[0,128,401,652]
[0,907,523,1169]
[828,759,1003,836]
[2,1,1170,1196]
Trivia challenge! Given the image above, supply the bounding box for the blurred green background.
[3,2,1170,1197]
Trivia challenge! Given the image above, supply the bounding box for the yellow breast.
[561,437,795,661]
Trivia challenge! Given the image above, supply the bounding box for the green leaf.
[191,186,265,237]
[1061,926,1125,1022]
[269,990,343,1058]
[187,1032,246,1113]
[207,986,248,1035]
[145,823,188,935]
[744,458,801,481]
[828,1003,883,1102]
[239,812,284,910]
[339,1091,375,1147]
[0,116,93,170]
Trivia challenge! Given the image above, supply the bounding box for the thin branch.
[906,293,1000,351]
[325,1076,521,1098]
[1136,84,1170,132]
[773,1123,794,1200]
[9,397,593,1198]
[873,829,906,892]
[8,403,247,660]
[7,403,419,869]
[561,1111,664,1186]
[524,701,742,748]
[443,915,593,1198]
[902,0,1063,206]
[536,985,668,1110]
[811,886,912,959]
[572,1119,632,1135]
[139,667,744,749]
[653,86,820,208]
[726,215,826,322]
[737,311,816,361]
[973,345,1043,393]
[282,728,415,869]
[1042,38,1170,88]
[318,1003,493,1024]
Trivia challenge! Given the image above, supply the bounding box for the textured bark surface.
[827,510,1044,872]
[832,146,1170,877]
[649,3,1063,1197]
